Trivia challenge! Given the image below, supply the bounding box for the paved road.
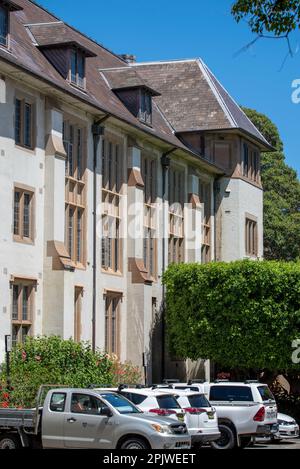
[248,439,300,450]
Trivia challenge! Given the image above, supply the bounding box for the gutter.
[0,53,224,173]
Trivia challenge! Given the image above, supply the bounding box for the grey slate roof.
[100,67,160,95]
[134,59,271,149]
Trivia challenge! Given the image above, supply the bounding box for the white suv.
[157,380,278,448]
[154,388,220,445]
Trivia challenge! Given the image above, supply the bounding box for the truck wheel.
[0,434,21,449]
[120,437,149,449]
[210,424,236,450]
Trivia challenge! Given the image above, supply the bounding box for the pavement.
[248,439,300,450]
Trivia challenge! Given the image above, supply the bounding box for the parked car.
[95,387,186,420]
[157,380,278,449]
[0,386,191,449]
[153,388,220,445]
[256,412,299,443]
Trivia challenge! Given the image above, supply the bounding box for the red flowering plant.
[0,381,10,408]
[107,354,142,386]
[0,336,141,408]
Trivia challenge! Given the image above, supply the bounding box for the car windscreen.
[100,393,141,414]
[209,386,253,402]
[257,386,275,402]
[187,394,210,408]
[156,395,181,409]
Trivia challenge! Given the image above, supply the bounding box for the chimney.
[119,54,136,64]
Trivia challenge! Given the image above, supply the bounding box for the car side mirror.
[101,407,113,418]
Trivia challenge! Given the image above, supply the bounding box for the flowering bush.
[0,336,142,408]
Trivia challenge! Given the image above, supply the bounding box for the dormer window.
[139,90,152,125]
[0,1,23,48]
[0,5,8,46]
[70,49,85,89]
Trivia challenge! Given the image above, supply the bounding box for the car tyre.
[0,434,21,449]
[120,437,149,450]
[210,424,236,450]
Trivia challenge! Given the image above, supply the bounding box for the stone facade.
[0,0,270,382]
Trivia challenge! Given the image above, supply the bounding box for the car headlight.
[151,423,172,434]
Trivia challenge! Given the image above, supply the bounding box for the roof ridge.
[199,59,269,144]
[27,0,128,65]
[197,59,237,128]
[133,58,198,66]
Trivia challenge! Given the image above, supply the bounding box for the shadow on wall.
[148,300,207,385]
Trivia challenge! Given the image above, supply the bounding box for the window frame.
[64,119,87,268]
[199,179,212,264]
[242,142,260,183]
[142,155,157,280]
[0,4,9,48]
[14,97,35,150]
[101,136,123,274]
[245,215,258,257]
[104,293,122,356]
[13,185,35,244]
[139,89,152,125]
[74,287,83,342]
[69,48,86,90]
[11,279,34,347]
[168,166,185,265]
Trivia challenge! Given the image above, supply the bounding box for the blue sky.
[37,0,300,175]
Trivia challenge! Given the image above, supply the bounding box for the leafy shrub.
[163,260,300,371]
[0,336,142,407]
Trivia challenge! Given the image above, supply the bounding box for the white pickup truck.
[0,386,191,449]
[161,380,278,449]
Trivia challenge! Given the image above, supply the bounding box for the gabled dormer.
[100,67,160,126]
[25,23,96,90]
[0,0,23,48]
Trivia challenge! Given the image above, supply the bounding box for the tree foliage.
[232,0,300,37]
[243,107,300,260]
[0,336,141,407]
[163,261,300,371]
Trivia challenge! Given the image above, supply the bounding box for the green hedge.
[163,260,300,371]
[0,336,141,407]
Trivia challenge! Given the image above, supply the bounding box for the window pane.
[12,325,18,347]
[21,325,30,343]
[0,6,8,46]
[14,191,20,235]
[50,393,66,412]
[68,207,74,257]
[77,53,85,88]
[12,285,19,320]
[71,393,102,415]
[209,386,253,402]
[156,395,181,409]
[23,193,31,238]
[15,99,22,144]
[24,103,32,148]
[77,129,82,179]
[77,210,82,262]
[71,50,77,83]
[105,297,110,352]
[22,286,29,321]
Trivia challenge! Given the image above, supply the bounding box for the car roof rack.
[244,380,259,384]
[118,384,129,391]
[135,384,147,389]
[163,379,180,384]
[88,384,113,389]
[213,379,230,383]
[187,379,206,385]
